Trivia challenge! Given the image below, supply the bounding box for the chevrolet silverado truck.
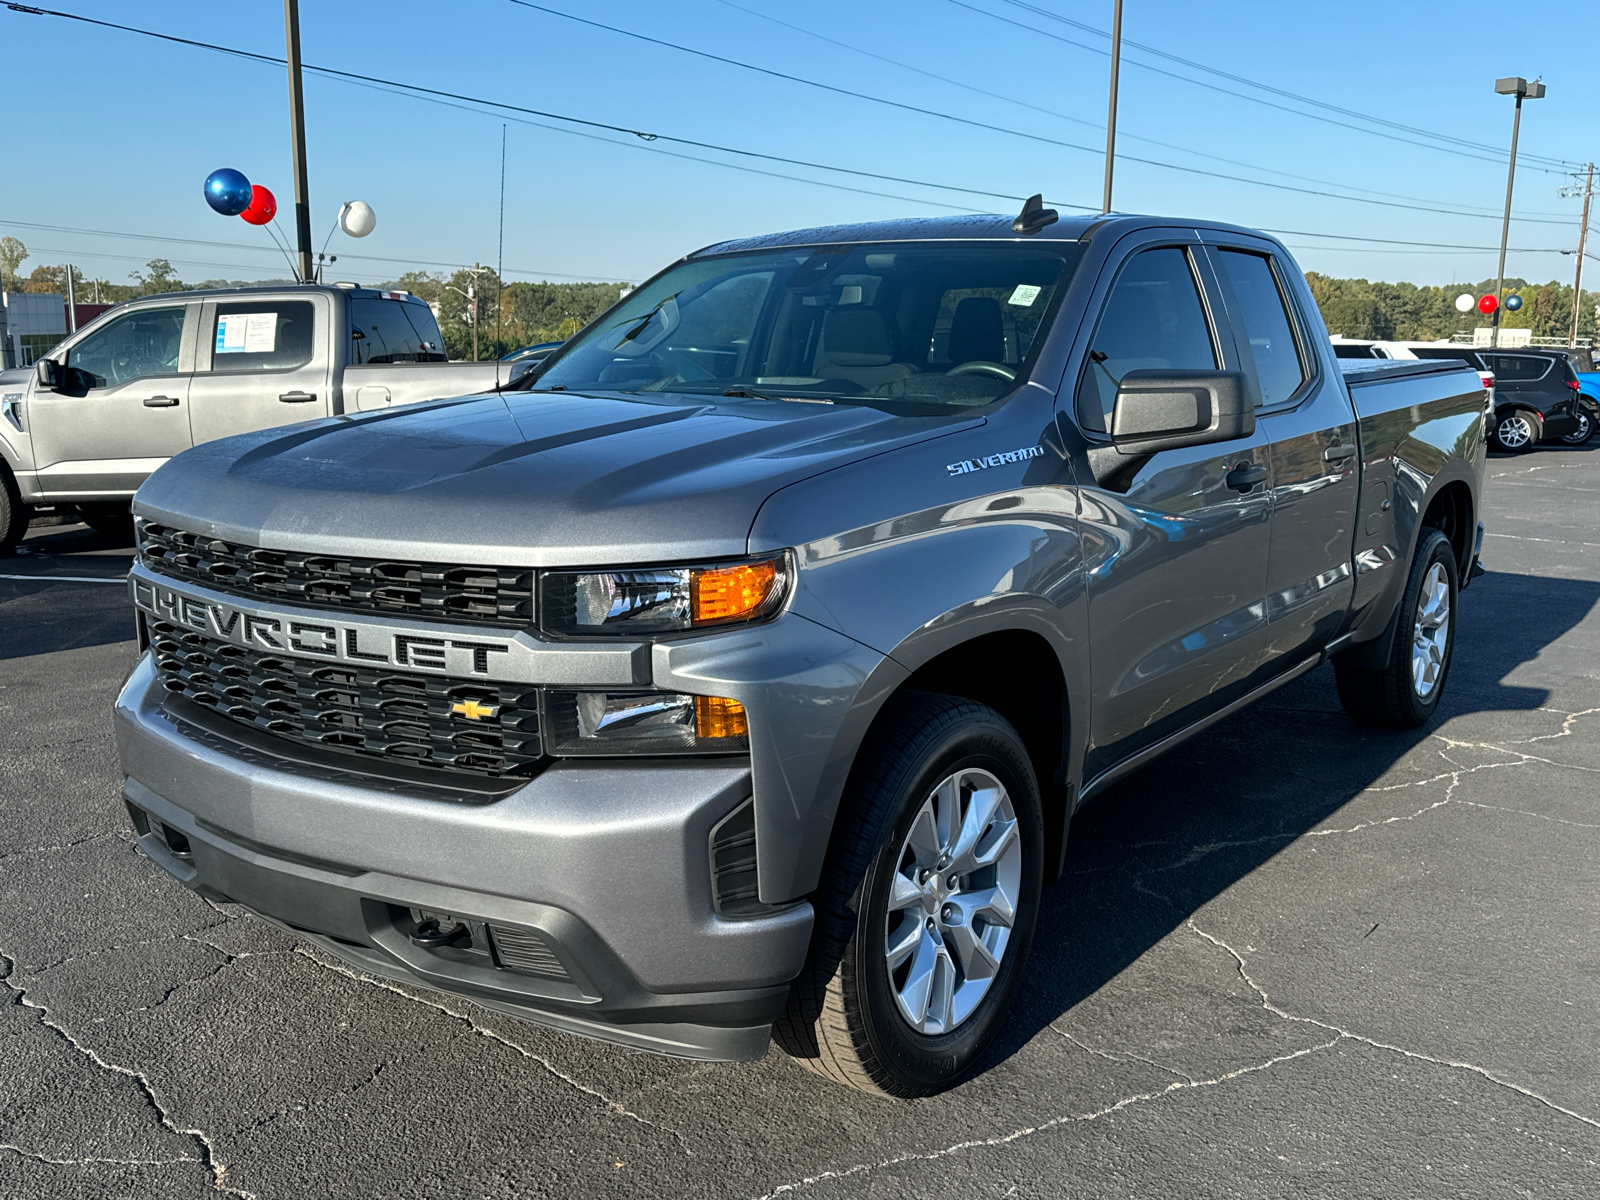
[114,208,1487,1097]
[0,284,530,552]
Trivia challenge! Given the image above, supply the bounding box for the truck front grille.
[150,621,544,778]
[138,522,535,628]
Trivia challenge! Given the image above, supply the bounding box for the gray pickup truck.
[0,284,527,551]
[113,209,1487,1097]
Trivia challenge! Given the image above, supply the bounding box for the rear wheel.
[1334,528,1458,729]
[0,467,28,557]
[1560,409,1595,445]
[774,693,1044,1097]
[1490,410,1538,452]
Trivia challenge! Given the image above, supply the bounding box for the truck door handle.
[1225,462,1268,492]
[142,395,180,407]
[1323,443,1357,463]
[279,391,317,404]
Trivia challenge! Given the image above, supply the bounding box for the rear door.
[1070,235,1273,782]
[1205,239,1358,672]
[185,293,333,447]
[29,301,198,498]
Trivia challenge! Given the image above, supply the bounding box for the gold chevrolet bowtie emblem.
[451,699,500,721]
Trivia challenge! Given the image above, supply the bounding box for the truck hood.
[134,389,981,566]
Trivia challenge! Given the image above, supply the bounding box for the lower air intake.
[489,924,571,980]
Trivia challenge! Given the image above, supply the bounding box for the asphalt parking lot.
[3,447,1598,1200]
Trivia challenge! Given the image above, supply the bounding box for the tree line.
[1306,272,1597,342]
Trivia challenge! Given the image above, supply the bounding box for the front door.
[1071,242,1273,782]
[1208,243,1358,671]
[29,303,196,498]
[186,295,332,448]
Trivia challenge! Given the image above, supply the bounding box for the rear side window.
[1216,250,1306,406]
[210,301,315,373]
[349,297,447,363]
[1481,354,1551,382]
[1076,247,1218,433]
[1332,343,1380,359]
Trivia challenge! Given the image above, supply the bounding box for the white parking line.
[0,573,128,584]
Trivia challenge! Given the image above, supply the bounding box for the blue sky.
[1,0,1594,289]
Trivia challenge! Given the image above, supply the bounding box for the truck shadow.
[988,568,1600,1068]
[1,522,136,661]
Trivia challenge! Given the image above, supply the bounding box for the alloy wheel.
[1411,562,1452,699]
[883,767,1022,1035]
[1561,412,1592,445]
[1496,414,1533,449]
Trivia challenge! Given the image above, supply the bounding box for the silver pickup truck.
[113,210,1487,1097]
[0,284,527,550]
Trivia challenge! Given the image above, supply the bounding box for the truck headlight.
[545,690,748,755]
[540,554,789,636]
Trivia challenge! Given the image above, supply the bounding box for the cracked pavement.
[3,444,1599,1198]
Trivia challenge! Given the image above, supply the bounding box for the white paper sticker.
[1008,284,1042,307]
[216,313,278,354]
[243,312,277,353]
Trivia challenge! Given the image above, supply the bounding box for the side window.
[1216,250,1307,406]
[1075,247,1217,432]
[1482,354,1548,382]
[65,307,186,389]
[349,297,446,363]
[208,301,316,373]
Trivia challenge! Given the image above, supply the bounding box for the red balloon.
[240,184,278,226]
[1477,293,1498,315]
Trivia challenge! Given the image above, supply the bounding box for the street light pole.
[283,0,314,285]
[1491,76,1544,349]
[1569,163,1594,348]
[1101,0,1124,215]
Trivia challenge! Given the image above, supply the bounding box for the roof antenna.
[1012,194,1059,235]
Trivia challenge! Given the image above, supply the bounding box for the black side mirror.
[34,358,60,391]
[1111,369,1254,456]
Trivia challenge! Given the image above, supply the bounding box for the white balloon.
[1455,292,1476,313]
[338,201,376,238]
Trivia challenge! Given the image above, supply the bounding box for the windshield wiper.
[722,387,833,404]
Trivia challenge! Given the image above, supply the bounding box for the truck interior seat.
[948,296,1006,366]
[812,309,918,388]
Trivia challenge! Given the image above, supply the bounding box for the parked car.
[1372,342,1582,451]
[501,340,565,366]
[116,210,1486,1096]
[0,284,537,552]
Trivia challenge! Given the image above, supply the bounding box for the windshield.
[531,241,1085,412]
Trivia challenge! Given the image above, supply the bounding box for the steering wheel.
[948,361,1016,382]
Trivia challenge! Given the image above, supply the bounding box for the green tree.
[0,236,26,292]
[21,263,89,298]
[130,259,186,295]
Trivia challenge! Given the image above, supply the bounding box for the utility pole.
[471,264,480,362]
[1101,0,1124,215]
[498,125,507,346]
[1568,163,1594,348]
[284,0,314,285]
[65,263,77,333]
[1491,76,1544,349]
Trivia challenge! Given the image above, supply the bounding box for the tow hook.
[410,914,470,948]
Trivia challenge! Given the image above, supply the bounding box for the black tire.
[774,692,1044,1097]
[77,503,135,542]
[1490,409,1539,453]
[0,466,28,557]
[1334,528,1459,729]
[1560,408,1596,446]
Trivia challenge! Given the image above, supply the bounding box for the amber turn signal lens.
[695,695,748,740]
[691,560,779,624]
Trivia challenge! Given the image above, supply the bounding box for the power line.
[499,0,1582,224]
[707,0,1536,221]
[989,0,1579,171]
[947,0,1577,179]
[5,2,1579,236]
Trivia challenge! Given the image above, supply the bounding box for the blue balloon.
[204,168,253,216]
[1504,293,1524,312]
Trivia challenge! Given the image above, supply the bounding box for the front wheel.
[1334,528,1459,728]
[0,467,28,556]
[774,693,1044,1096]
[1560,408,1595,446]
[1490,410,1539,452]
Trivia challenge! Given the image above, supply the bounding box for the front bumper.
[114,654,814,1061]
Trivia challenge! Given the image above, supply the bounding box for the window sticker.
[1008,284,1042,307]
[216,312,278,354]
